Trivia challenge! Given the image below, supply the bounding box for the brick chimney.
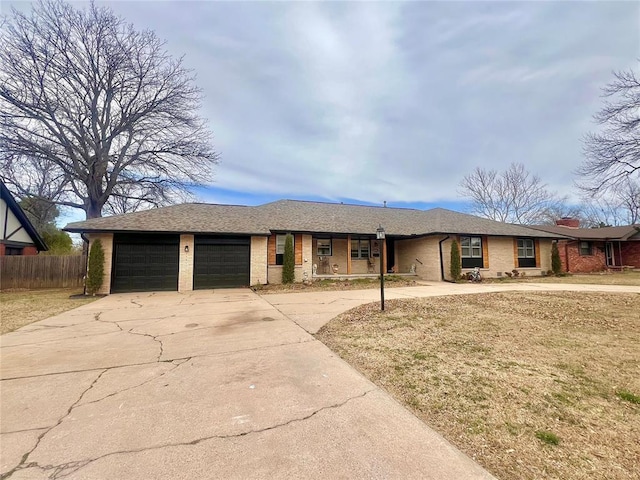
[555,217,580,228]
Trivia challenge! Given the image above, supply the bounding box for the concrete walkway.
[1,288,494,479]
[262,281,640,333]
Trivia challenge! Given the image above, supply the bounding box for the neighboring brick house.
[0,181,48,256]
[65,200,561,294]
[530,218,640,273]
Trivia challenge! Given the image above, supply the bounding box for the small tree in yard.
[551,242,562,275]
[450,239,461,281]
[86,239,105,295]
[282,234,295,284]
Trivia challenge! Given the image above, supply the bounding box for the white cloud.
[6,0,640,209]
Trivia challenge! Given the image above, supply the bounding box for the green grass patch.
[616,390,640,404]
[535,430,560,446]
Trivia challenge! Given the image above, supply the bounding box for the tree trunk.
[86,200,103,219]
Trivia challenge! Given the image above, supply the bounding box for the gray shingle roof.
[254,200,428,235]
[64,203,271,235]
[422,207,561,238]
[64,199,561,239]
[529,224,640,241]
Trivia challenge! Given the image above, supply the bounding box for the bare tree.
[581,178,640,226]
[616,177,640,224]
[459,163,567,225]
[0,0,217,219]
[103,182,192,216]
[578,66,640,196]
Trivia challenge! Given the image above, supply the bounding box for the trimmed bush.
[282,234,295,284]
[450,239,461,281]
[551,242,562,275]
[86,239,105,295]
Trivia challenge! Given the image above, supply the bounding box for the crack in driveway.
[78,358,190,408]
[1,337,315,382]
[1,427,49,435]
[95,312,165,361]
[9,389,376,479]
[0,368,109,479]
[1,357,192,479]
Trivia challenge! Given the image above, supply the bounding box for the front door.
[605,242,615,267]
[386,238,395,273]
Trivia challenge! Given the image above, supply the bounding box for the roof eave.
[0,182,48,251]
[63,227,270,236]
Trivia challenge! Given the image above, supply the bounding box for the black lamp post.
[376,225,385,311]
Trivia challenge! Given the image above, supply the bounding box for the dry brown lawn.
[492,270,640,286]
[0,288,98,334]
[317,291,640,480]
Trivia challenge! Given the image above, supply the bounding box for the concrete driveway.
[262,281,640,333]
[1,288,495,479]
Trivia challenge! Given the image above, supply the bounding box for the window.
[5,246,23,256]
[317,238,332,256]
[275,234,287,265]
[579,241,592,256]
[351,238,370,259]
[460,236,483,268]
[517,238,536,268]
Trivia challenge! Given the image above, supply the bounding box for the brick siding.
[267,234,312,283]
[250,236,268,285]
[620,241,640,267]
[396,236,442,281]
[0,244,39,255]
[438,236,552,280]
[88,233,114,295]
[178,235,194,292]
[559,240,607,273]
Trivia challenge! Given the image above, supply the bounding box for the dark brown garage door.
[194,236,250,289]
[111,234,179,293]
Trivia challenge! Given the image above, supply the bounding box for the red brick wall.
[557,240,569,272]
[620,242,640,267]
[0,244,39,256]
[559,240,607,273]
[556,218,580,228]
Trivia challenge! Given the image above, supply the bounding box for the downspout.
[565,241,570,273]
[81,233,90,296]
[438,235,455,283]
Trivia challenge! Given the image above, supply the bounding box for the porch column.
[382,238,387,275]
[347,235,352,274]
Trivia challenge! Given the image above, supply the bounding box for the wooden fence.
[0,255,86,290]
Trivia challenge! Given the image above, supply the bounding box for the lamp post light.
[376,225,385,311]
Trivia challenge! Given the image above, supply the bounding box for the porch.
[311,234,423,277]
